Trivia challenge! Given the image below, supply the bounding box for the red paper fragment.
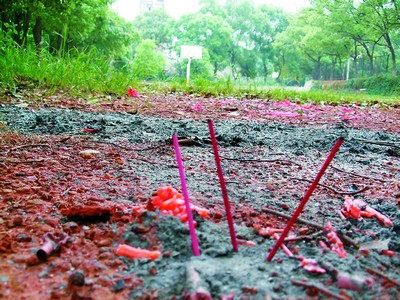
[380,249,396,257]
[269,111,301,118]
[115,244,160,260]
[237,240,256,247]
[258,227,283,237]
[82,127,99,134]
[336,272,373,292]
[300,258,326,274]
[341,196,393,226]
[273,233,293,257]
[324,222,347,258]
[127,86,140,98]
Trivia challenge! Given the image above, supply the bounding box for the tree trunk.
[352,41,358,78]
[383,33,397,76]
[262,60,268,83]
[317,57,322,80]
[57,34,63,53]
[33,16,42,51]
[277,52,285,82]
[213,62,218,76]
[22,11,29,47]
[330,56,337,80]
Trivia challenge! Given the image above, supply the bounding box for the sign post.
[180,45,202,86]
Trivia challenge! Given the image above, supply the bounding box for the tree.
[274,21,312,83]
[133,8,173,46]
[249,4,288,82]
[224,0,255,79]
[357,0,399,76]
[312,0,399,77]
[174,12,233,75]
[131,39,165,79]
[84,10,139,59]
[0,0,138,61]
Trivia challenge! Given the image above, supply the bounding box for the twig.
[284,231,324,242]
[137,144,166,151]
[292,280,347,300]
[365,267,400,289]
[262,207,324,230]
[225,181,241,184]
[261,207,359,248]
[354,138,400,150]
[290,177,369,195]
[84,140,133,151]
[5,143,51,152]
[2,158,46,164]
[218,154,301,166]
[62,187,73,196]
[385,165,400,171]
[331,165,387,183]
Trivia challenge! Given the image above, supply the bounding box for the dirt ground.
[0,90,399,299]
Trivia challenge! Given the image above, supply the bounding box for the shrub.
[131,40,165,80]
[346,75,400,95]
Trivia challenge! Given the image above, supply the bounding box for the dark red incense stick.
[266,137,344,262]
[172,134,200,256]
[208,120,239,252]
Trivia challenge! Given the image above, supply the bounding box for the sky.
[111,0,311,21]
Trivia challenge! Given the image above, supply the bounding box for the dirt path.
[0,95,399,299]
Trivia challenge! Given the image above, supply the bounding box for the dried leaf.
[360,238,390,251]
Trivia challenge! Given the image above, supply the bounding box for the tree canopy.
[1,0,399,82]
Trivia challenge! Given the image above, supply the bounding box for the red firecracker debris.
[341,196,393,226]
[324,222,347,258]
[127,86,140,98]
[151,186,209,223]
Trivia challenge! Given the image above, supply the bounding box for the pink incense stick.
[172,134,201,256]
[266,136,344,262]
[207,120,239,252]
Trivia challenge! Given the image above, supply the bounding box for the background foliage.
[0,0,399,96]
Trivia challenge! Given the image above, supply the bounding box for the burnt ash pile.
[0,104,399,299]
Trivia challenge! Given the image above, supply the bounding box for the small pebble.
[12,253,37,265]
[17,233,31,242]
[273,282,282,292]
[280,203,290,210]
[111,279,125,293]
[79,149,100,158]
[97,238,112,247]
[12,216,23,226]
[68,270,85,287]
[44,217,59,228]
[149,267,157,276]
[63,221,79,233]
[213,211,223,219]
[163,251,172,258]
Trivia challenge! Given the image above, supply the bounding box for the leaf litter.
[0,93,400,299]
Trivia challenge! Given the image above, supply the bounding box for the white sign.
[181,45,202,59]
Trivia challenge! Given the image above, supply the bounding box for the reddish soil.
[0,91,399,299]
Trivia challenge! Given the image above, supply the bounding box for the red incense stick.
[208,120,239,252]
[172,134,201,256]
[266,137,344,262]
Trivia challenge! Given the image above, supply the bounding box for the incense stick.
[172,134,200,256]
[266,137,344,261]
[207,120,239,252]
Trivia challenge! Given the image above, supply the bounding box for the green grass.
[0,39,142,95]
[0,42,399,106]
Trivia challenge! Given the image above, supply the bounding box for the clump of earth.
[0,92,399,299]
